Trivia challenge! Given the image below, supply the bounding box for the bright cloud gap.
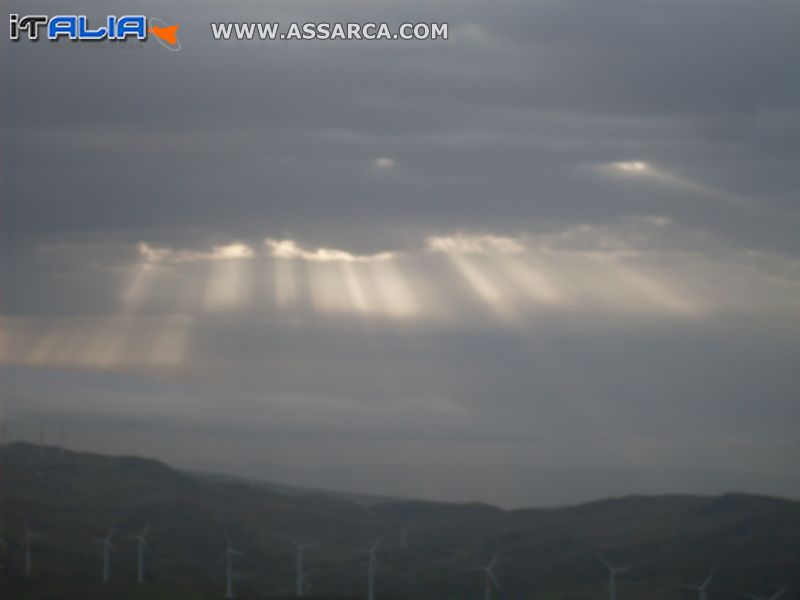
[9,223,800,373]
[120,229,715,325]
[265,238,396,263]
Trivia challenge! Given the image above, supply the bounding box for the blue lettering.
[77,15,108,39]
[48,15,77,39]
[115,16,146,40]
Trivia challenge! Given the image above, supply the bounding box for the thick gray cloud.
[6,0,800,245]
[2,0,799,507]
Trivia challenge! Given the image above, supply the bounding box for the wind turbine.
[93,528,114,583]
[130,525,152,583]
[742,585,789,600]
[362,538,382,600]
[23,521,43,577]
[290,537,317,597]
[683,571,716,600]
[474,552,502,600]
[219,534,245,599]
[597,555,636,600]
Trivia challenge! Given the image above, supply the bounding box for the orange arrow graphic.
[150,23,180,45]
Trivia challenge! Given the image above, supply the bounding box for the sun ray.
[605,261,700,316]
[150,315,192,365]
[497,256,567,307]
[203,259,253,311]
[307,262,351,314]
[273,258,299,308]
[445,253,515,320]
[368,261,420,319]
[339,261,373,314]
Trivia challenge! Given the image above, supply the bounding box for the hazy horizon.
[5,436,797,512]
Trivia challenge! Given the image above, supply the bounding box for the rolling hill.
[1,442,798,598]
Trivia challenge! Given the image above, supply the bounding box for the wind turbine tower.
[131,525,152,583]
[363,539,382,600]
[94,528,114,583]
[290,537,317,597]
[23,521,42,577]
[220,535,245,599]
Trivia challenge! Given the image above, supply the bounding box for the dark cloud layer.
[6,1,800,246]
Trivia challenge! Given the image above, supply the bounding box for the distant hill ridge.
[1,442,798,599]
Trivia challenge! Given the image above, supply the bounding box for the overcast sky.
[3,0,800,507]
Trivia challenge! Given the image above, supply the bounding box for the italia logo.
[9,14,181,50]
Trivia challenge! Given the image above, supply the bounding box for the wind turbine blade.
[771,586,790,600]
[702,571,716,589]
[596,554,612,570]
